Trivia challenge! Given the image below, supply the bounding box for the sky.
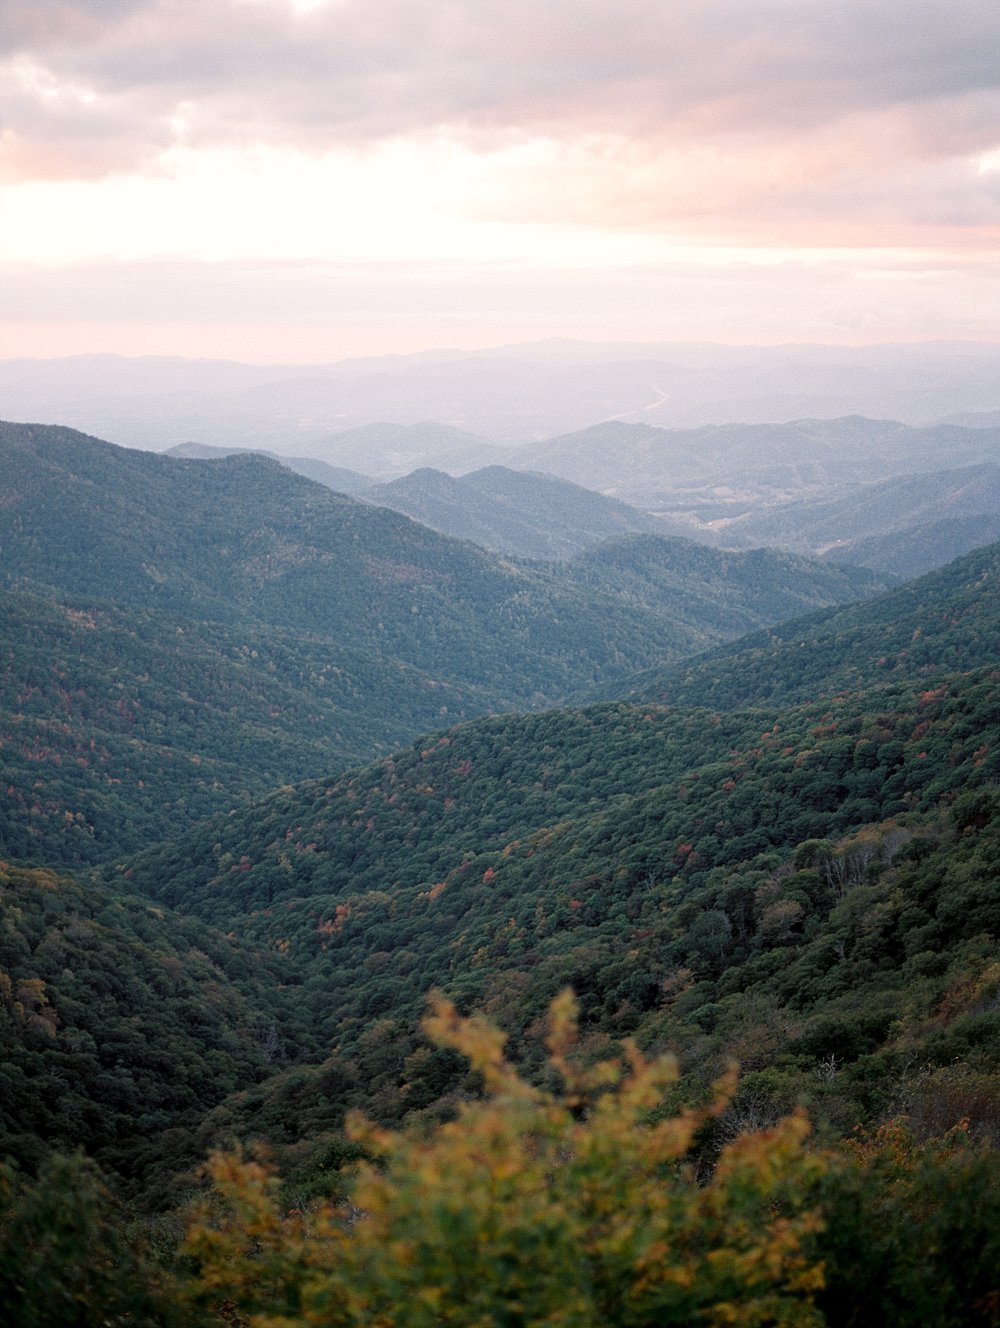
[1,0,998,363]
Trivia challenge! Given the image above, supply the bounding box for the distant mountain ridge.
[719,462,1000,556]
[164,441,373,494]
[509,416,1000,511]
[822,512,1000,579]
[312,421,506,478]
[3,340,997,450]
[362,465,677,558]
[938,409,1000,428]
[161,426,1000,575]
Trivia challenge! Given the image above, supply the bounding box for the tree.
[0,1153,181,1328]
[185,992,826,1326]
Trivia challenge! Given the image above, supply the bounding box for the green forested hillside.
[0,509,995,1323]
[2,419,997,1326]
[118,661,999,1147]
[0,862,308,1191]
[623,541,1000,710]
[3,421,563,657]
[0,583,493,868]
[0,424,878,696]
[821,511,1000,579]
[562,536,884,638]
[362,465,673,558]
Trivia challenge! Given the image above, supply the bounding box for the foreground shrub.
[185,992,826,1326]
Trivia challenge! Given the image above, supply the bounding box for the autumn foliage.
[184,993,827,1327]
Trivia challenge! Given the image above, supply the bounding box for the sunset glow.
[1,0,997,360]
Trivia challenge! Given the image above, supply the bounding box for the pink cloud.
[1,0,997,250]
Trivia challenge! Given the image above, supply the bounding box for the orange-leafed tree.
[184,991,826,1327]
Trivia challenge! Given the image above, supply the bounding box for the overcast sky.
[1,0,998,361]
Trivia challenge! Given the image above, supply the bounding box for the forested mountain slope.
[821,511,1000,580]
[1,529,995,1235]
[110,543,998,1163]
[119,660,999,1149]
[0,862,308,1190]
[0,583,494,867]
[164,441,373,494]
[621,541,1000,710]
[561,536,884,638]
[6,421,851,700]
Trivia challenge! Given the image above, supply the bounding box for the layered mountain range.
[5,340,1000,447]
[155,414,1000,577]
[0,420,882,866]
[0,415,996,1234]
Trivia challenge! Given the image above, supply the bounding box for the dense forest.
[114,664,998,1143]
[0,582,492,866]
[621,541,1000,709]
[0,422,997,1324]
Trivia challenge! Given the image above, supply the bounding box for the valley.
[0,395,997,1326]
[5,0,998,1314]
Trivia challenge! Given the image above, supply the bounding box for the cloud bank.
[1,1,997,357]
[2,0,998,246]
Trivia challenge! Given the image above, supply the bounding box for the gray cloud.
[1,0,998,256]
[3,1,998,166]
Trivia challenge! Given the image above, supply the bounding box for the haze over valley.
[6,339,1000,573]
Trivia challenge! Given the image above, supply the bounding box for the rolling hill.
[720,462,1000,558]
[363,465,686,558]
[0,420,690,696]
[510,416,1000,512]
[0,519,995,1310]
[820,512,1000,580]
[559,536,885,639]
[621,541,1000,711]
[164,441,373,494]
[0,582,496,867]
[114,667,1000,1157]
[113,543,1000,1157]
